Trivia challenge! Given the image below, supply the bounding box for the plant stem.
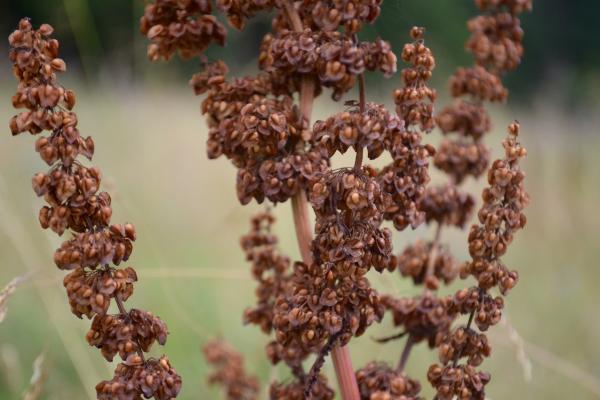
[284,3,360,398]
[397,335,415,372]
[353,72,366,171]
[291,190,314,264]
[397,223,443,372]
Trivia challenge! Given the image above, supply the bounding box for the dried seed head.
[96,356,182,399]
[419,184,475,228]
[260,30,396,100]
[395,240,458,286]
[203,340,260,400]
[394,27,437,133]
[241,211,291,334]
[140,0,227,61]
[9,18,179,398]
[382,293,455,347]
[356,361,421,399]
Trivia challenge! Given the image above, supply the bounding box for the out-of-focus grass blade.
[22,353,45,400]
[0,274,29,324]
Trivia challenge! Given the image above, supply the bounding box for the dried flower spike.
[9,18,181,399]
[139,1,532,399]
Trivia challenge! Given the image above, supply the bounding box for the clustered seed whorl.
[140,0,226,61]
[392,240,458,286]
[203,340,260,400]
[434,0,531,184]
[137,0,532,398]
[286,0,383,34]
[393,27,437,133]
[9,19,181,399]
[188,60,330,205]
[241,211,292,334]
[355,361,422,400]
[378,27,436,232]
[377,2,531,399]
[428,122,529,400]
[260,30,396,100]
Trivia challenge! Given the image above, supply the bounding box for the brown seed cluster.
[381,293,454,348]
[419,184,475,228]
[434,137,491,184]
[438,327,491,367]
[449,287,504,332]
[429,122,529,399]
[449,66,508,103]
[241,211,291,334]
[393,240,458,286]
[140,0,226,61]
[436,100,491,142]
[310,167,393,273]
[427,363,490,400]
[138,0,532,397]
[203,340,260,400]
[87,309,168,363]
[54,224,135,270]
[96,356,182,400]
[64,267,137,318]
[467,11,526,73]
[189,61,330,205]
[312,102,400,159]
[434,0,530,184]
[273,261,384,358]
[217,0,278,30]
[260,29,396,100]
[270,373,334,400]
[9,19,180,399]
[393,27,437,133]
[475,0,533,14]
[377,28,435,232]
[461,122,528,293]
[291,0,382,34]
[355,362,421,400]
[378,145,433,231]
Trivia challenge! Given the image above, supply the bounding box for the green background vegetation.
[1,1,600,399]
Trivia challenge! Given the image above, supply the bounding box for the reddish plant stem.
[291,191,314,264]
[353,72,366,171]
[284,2,360,398]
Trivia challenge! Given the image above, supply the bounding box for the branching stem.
[284,2,360,398]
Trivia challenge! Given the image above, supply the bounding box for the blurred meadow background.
[1,0,600,399]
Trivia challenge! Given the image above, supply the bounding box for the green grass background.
[0,81,599,399]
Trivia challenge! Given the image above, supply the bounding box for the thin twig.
[397,335,415,372]
[372,331,407,344]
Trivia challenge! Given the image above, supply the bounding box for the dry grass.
[0,83,598,399]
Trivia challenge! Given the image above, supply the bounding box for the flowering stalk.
[139,1,533,399]
[286,0,361,391]
[9,19,181,399]
[380,2,533,398]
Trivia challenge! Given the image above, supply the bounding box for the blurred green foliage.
[2,0,600,104]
